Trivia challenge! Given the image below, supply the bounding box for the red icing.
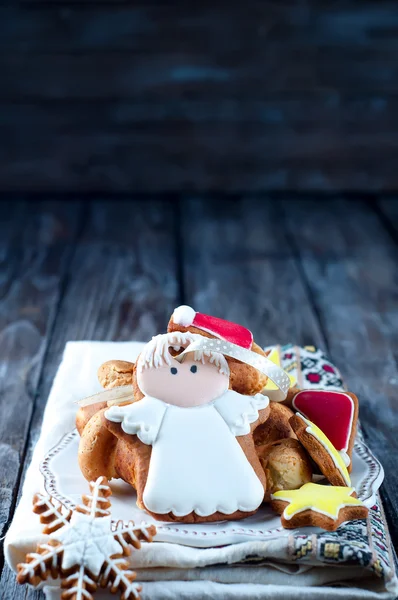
[322,364,335,374]
[293,390,354,452]
[192,313,253,349]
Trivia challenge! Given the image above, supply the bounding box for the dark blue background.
[2,1,398,193]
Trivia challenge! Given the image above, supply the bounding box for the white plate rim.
[39,428,384,546]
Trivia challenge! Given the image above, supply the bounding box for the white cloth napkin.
[5,341,398,600]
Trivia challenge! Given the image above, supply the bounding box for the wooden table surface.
[0,197,397,597]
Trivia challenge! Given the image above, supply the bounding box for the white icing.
[138,332,229,376]
[342,394,355,453]
[101,556,140,598]
[172,305,196,327]
[63,566,96,599]
[20,543,62,576]
[53,512,121,576]
[19,479,147,597]
[340,449,351,467]
[105,396,167,444]
[215,390,269,436]
[106,390,266,517]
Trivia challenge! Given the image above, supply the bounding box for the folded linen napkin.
[5,341,398,599]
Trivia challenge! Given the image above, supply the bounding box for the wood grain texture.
[180,198,325,347]
[0,199,178,598]
[0,201,82,599]
[1,198,397,597]
[282,198,398,543]
[2,2,398,191]
[0,200,82,541]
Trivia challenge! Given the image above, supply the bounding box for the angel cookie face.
[105,331,271,522]
[137,351,229,408]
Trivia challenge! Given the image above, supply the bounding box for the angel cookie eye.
[170,367,178,375]
[190,365,197,373]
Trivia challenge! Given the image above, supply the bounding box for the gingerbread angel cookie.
[77,312,300,521]
[103,332,271,522]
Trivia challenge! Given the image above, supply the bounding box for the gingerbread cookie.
[76,362,139,437]
[167,305,269,395]
[290,414,351,486]
[254,402,296,447]
[292,390,358,472]
[79,331,274,523]
[76,400,107,435]
[17,476,156,600]
[257,438,313,500]
[271,482,368,531]
[98,359,136,390]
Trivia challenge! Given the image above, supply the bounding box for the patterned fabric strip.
[276,345,395,587]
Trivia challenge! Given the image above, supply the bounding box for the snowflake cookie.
[17,476,156,600]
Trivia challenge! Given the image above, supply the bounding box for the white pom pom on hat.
[172,305,196,327]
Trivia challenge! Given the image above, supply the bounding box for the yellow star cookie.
[271,483,368,531]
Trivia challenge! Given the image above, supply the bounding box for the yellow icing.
[263,348,296,392]
[300,415,351,486]
[272,482,364,520]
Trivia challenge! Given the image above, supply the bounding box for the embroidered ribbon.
[175,338,290,401]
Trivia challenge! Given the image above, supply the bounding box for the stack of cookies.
[76,306,368,531]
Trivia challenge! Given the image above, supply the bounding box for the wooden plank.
[377,198,398,238]
[282,198,398,546]
[0,201,82,539]
[0,199,178,598]
[180,197,325,348]
[3,47,398,100]
[0,201,83,597]
[2,2,398,52]
[2,97,398,192]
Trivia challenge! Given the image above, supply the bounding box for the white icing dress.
[105,390,268,517]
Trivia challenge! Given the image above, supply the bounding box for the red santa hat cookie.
[171,305,254,349]
[292,390,359,472]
